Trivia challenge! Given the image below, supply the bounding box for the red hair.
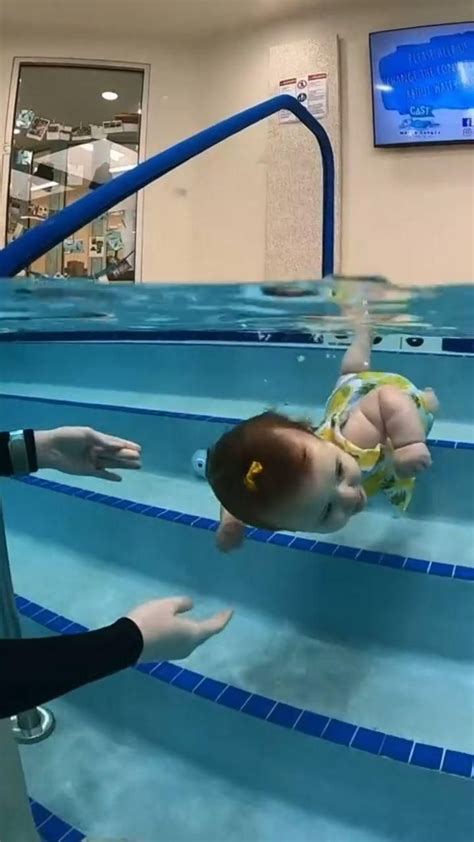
[206,411,314,529]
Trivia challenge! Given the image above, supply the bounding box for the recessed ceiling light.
[102,91,118,101]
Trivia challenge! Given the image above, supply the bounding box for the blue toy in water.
[192,450,208,479]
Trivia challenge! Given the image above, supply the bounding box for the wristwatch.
[8,429,38,475]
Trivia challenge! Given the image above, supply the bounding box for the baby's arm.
[377,386,432,477]
[216,507,246,552]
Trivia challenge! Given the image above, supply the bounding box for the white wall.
[191,1,474,285]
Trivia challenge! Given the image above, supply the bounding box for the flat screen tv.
[369,22,474,147]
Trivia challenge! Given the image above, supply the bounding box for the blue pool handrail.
[0,95,335,278]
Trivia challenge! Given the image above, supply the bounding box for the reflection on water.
[0,277,473,336]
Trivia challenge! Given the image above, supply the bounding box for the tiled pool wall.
[0,333,472,421]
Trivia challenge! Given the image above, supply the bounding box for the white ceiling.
[0,0,420,41]
[3,0,308,40]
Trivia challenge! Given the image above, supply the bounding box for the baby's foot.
[393,441,432,477]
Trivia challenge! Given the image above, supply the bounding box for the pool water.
[0,284,473,841]
[1,277,474,335]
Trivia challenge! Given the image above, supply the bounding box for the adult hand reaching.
[0,597,233,720]
[127,597,233,662]
[34,426,141,481]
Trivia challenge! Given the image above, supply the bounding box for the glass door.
[5,62,145,281]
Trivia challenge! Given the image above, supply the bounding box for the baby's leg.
[341,318,372,375]
[423,388,439,415]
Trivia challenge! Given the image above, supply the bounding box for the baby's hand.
[216,520,246,552]
[391,441,432,478]
[216,508,246,552]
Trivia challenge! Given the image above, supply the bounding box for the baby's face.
[271,430,366,533]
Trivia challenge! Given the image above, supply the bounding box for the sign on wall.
[278,73,328,123]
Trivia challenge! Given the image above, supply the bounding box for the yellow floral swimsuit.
[317,372,435,512]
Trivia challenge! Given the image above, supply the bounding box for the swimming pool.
[0,327,472,841]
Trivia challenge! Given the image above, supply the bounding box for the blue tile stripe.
[0,391,241,426]
[30,796,85,841]
[0,329,472,355]
[16,593,473,780]
[0,329,329,345]
[0,392,472,451]
[13,475,474,582]
[442,337,474,354]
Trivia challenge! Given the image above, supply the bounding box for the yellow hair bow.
[244,460,263,492]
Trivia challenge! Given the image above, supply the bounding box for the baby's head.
[206,412,366,534]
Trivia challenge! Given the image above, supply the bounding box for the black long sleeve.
[0,432,14,475]
[0,618,144,718]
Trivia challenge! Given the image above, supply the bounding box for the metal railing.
[0,95,335,278]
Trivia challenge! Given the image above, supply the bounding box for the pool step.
[18,613,474,842]
[0,341,472,432]
[0,385,473,446]
[17,594,474,769]
[5,461,474,570]
[5,479,473,758]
